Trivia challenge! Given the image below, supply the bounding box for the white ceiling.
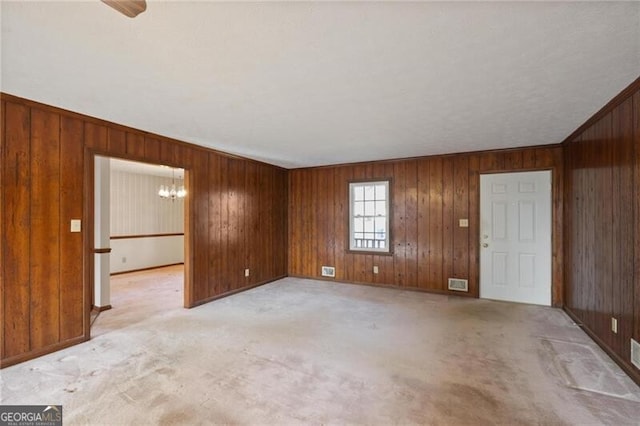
[2,1,639,168]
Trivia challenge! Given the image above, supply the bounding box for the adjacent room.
[91,157,187,328]
[1,1,640,424]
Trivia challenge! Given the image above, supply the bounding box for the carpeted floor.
[1,265,640,425]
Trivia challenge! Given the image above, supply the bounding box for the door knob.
[482,243,489,248]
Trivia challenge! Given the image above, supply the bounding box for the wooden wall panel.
[125,132,145,159]
[144,136,162,163]
[207,153,222,296]
[1,93,288,367]
[192,154,209,303]
[634,91,640,347]
[59,116,85,341]
[218,157,230,294]
[467,155,480,296]
[428,158,444,291]
[2,102,31,358]
[441,158,454,290]
[0,100,4,360]
[29,109,61,350]
[611,97,634,360]
[107,128,126,156]
[416,159,430,289]
[289,146,563,302]
[563,80,640,384]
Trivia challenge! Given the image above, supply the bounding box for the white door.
[480,171,551,306]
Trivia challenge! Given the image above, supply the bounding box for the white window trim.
[349,180,390,253]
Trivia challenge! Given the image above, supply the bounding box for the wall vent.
[321,266,336,278]
[632,338,640,370]
[448,278,468,292]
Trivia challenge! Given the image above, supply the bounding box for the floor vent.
[321,266,336,278]
[448,278,468,292]
[632,339,640,370]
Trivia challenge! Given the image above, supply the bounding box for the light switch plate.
[244,268,250,277]
[70,219,81,233]
[373,266,379,274]
[459,219,469,228]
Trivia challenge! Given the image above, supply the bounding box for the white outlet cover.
[459,219,469,228]
[70,219,81,233]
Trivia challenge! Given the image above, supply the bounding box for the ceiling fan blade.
[101,0,147,18]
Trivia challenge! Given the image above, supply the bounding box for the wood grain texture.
[564,85,640,380]
[0,100,4,359]
[635,91,640,347]
[59,115,84,341]
[101,0,146,18]
[288,146,563,302]
[125,132,145,159]
[2,102,31,358]
[1,93,288,366]
[29,108,61,350]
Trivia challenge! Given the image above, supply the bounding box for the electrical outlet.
[244,268,250,277]
[611,317,618,334]
[459,219,469,228]
[122,257,126,263]
[373,266,379,274]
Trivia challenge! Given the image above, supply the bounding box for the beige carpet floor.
[1,265,640,425]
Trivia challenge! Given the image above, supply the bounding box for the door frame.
[83,148,193,341]
[475,166,561,307]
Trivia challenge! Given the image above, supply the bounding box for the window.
[349,180,390,253]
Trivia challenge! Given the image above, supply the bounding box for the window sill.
[346,249,394,256]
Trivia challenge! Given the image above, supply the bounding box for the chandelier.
[158,168,186,200]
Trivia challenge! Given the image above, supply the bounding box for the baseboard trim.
[287,274,477,298]
[188,275,288,308]
[111,263,184,276]
[0,336,88,369]
[564,307,640,387]
[93,304,112,312]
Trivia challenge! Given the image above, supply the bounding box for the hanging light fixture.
[158,168,186,200]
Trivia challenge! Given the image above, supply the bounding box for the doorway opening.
[479,170,552,306]
[91,156,188,328]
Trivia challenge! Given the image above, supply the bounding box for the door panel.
[480,171,551,306]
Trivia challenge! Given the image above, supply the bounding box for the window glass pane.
[354,186,364,201]
[364,218,374,233]
[374,217,386,236]
[354,201,364,217]
[364,201,375,216]
[350,180,390,252]
[364,185,375,200]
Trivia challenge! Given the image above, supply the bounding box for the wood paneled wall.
[563,77,640,383]
[288,146,564,305]
[0,93,288,367]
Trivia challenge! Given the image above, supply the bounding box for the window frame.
[347,178,393,255]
